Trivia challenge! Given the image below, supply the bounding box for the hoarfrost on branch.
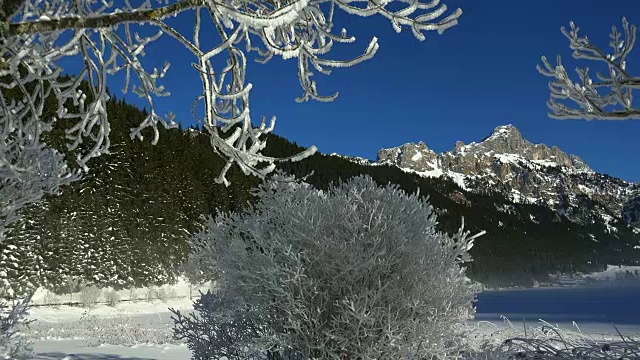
[1,0,462,185]
[539,18,640,121]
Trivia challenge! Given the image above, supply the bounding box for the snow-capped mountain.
[338,125,640,227]
[328,153,372,166]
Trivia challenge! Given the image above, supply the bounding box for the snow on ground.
[23,276,640,359]
[23,279,209,360]
[466,318,640,356]
[32,340,191,360]
[29,298,194,323]
[583,264,640,282]
[25,295,640,359]
[27,300,194,359]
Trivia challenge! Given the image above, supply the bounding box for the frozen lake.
[474,284,640,325]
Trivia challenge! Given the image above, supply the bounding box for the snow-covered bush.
[61,276,82,305]
[104,289,120,307]
[180,174,484,359]
[0,295,33,360]
[155,286,174,303]
[145,287,157,302]
[79,286,101,308]
[128,288,137,301]
[171,290,273,360]
[41,290,57,306]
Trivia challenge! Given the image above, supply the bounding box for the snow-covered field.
[32,340,190,360]
[583,264,640,282]
[26,298,194,359]
[20,275,640,359]
[20,277,216,359]
[23,296,640,359]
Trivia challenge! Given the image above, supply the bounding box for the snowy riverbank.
[22,285,640,359]
[479,264,640,291]
[16,270,640,359]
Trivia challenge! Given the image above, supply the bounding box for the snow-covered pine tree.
[0,206,47,299]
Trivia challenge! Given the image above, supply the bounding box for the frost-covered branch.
[538,18,640,120]
[6,0,201,35]
[0,63,79,239]
[2,0,462,184]
[0,294,33,359]
[0,62,78,359]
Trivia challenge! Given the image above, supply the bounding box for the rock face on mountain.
[623,188,640,227]
[377,141,438,172]
[374,125,638,227]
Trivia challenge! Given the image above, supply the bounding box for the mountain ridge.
[3,86,640,294]
[332,124,639,228]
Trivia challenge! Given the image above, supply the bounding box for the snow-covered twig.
[539,18,640,120]
[3,0,461,184]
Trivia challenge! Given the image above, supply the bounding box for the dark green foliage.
[1,94,258,294]
[2,90,639,293]
[260,136,640,287]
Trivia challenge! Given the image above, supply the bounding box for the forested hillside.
[2,94,639,296]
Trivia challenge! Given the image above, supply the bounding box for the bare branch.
[539,18,640,120]
[2,0,461,185]
[8,0,202,35]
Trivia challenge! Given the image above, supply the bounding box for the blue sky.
[95,0,640,181]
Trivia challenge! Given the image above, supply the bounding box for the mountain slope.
[3,93,640,293]
[371,124,638,229]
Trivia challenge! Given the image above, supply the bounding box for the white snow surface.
[27,298,195,359]
[23,277,217,359]
[583,264,640,281]
[32,340,191,360]
[28,300,640,360]
[28,297,194,323]
[24,285,640,359]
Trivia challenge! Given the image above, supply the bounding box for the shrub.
[181,174,483,359]
[166,286,177,300]
[128,288,137,301]
[171,290,272,360]
[63,277,82,305]
[145,287,156,302]
[0,296,33,360]
[104,289,120,307]
[79,286,101,308]
[156,287,169,303]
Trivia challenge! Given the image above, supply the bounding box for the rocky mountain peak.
[369,124,636,226]
[458,124,529,155]
[377,141,438,172]
[487,124,522,140]
[446,125,593,174]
